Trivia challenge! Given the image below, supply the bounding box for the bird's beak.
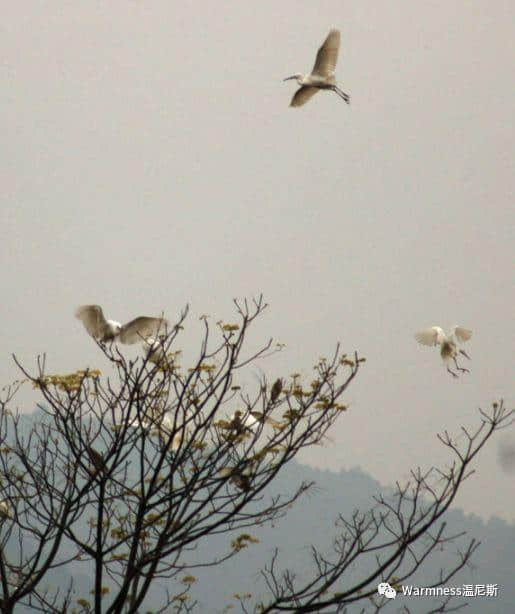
[283,75,296,81]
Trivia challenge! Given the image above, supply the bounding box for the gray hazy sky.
[2,2,514,522]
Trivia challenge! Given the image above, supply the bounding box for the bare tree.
[0,297,511,613]
[254,401,513,613]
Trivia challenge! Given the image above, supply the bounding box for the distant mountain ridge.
[190,462,514,613]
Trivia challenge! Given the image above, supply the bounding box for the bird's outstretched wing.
[415,326,444,346]
[119,316,168,344]
[290,86,319,107]
[75,305,108,339]
[452,326,472,343]
[312,29,340,77]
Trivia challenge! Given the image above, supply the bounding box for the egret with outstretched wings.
[284,29,350,107]
[415,325,472,378]
[75,304,167,345]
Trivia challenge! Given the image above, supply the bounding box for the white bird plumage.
[415,326,472,378]
[0,499,12,520]
[142,336,167,364]
[229,410,259,433]
[75,305,168,345]
[284,29,350,107]
[127,409,189,451]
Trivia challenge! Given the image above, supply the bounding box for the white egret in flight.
[284,28,350,107]
[415,326,472,378]
[75,304,168,344]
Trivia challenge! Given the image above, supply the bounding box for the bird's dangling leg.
[332,86,350,104]
[459,349,471,360]
[447,366,458,378]
[453,357,469,374]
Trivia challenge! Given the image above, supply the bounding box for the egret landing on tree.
[284,28,350,107]
[75,304,168,345]
[415,326,472,378]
